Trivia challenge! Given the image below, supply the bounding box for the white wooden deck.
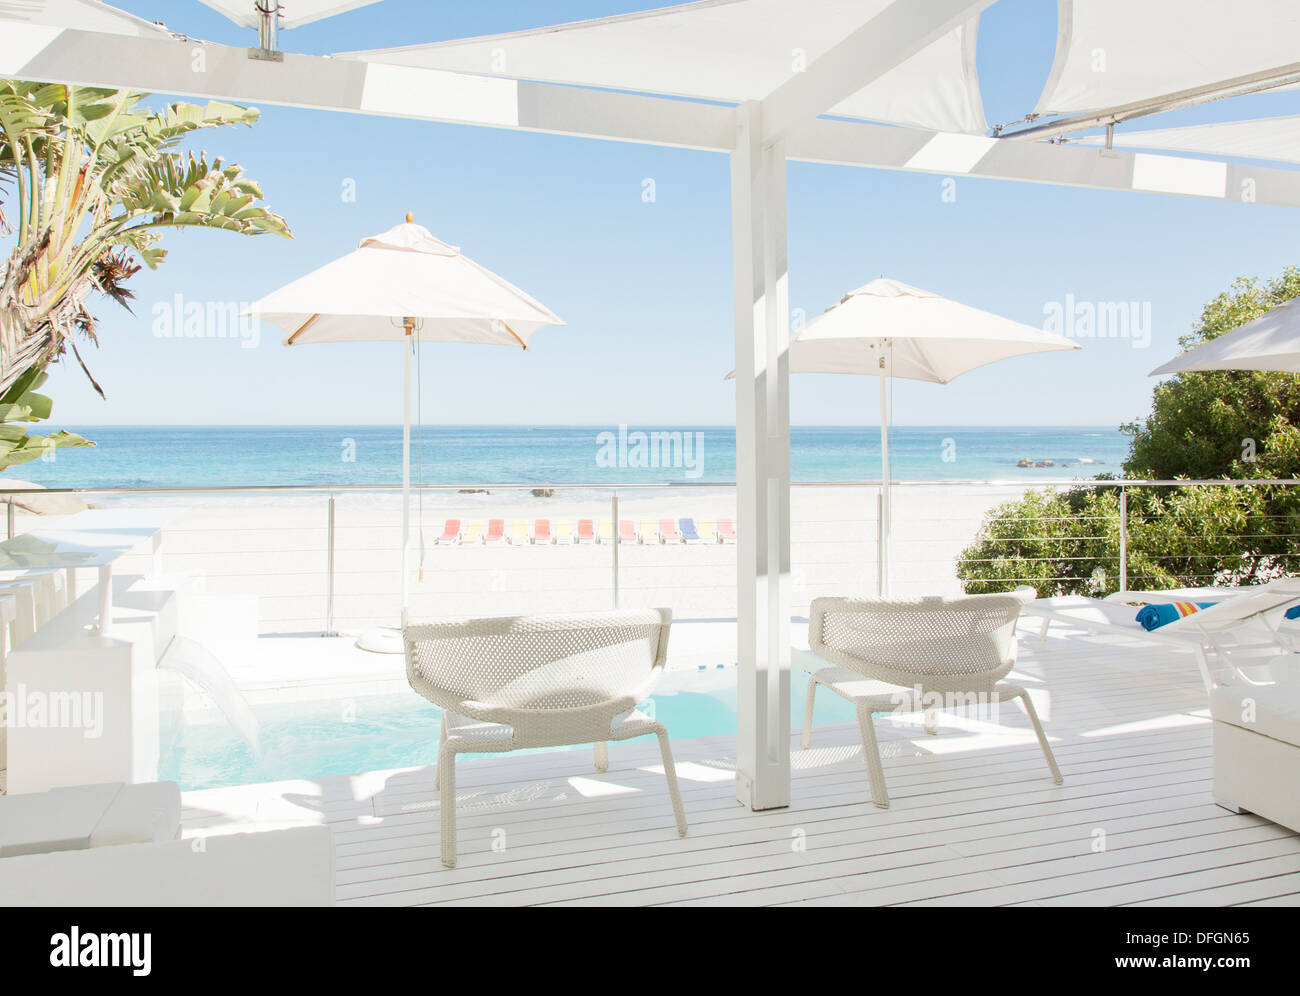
[180,627,1300,906]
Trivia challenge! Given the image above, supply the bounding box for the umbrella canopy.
[248,217,563,644]
[1149,298,1300,376]
[786,278,1079,381]
[249,220,563,346]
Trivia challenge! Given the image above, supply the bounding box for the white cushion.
[0,782,181,857]
[1211,683,1300,748]
[89,782,181,847]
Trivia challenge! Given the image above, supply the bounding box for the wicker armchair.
[803,593,1062,809]
[404,608,687,867]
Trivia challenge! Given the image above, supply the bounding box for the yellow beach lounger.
[598,519,613,544]
[698,519,717,543]
[555,519,573,544]
[461,521,484,544]
[511,519,530,544]
[640,519,658,544]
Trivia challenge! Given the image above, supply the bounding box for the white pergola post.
[732,102,792,811]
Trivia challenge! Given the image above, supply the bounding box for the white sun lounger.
[1021,578,1300,690]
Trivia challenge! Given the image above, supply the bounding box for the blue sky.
[28,0,1300,427]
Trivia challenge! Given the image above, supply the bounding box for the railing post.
[6,497,13,540]
[611,491,620,609]
[1119,485,1128,593]
[324,493,337,637]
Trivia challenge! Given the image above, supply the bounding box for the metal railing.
[3,478,1299,632]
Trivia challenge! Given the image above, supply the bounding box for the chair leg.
[435,713,448,790]
[801,674,819,749]
[855,703,890,809]
[594,741,609,773]
[654,726,688,836]
[438,745,458,867]
[1014,688,1063,785]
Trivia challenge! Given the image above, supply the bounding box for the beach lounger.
[640,519,658,544]
[436,519,461,545]
[461,521,484,544]
[679,517,701,543]
[1021,578,1300,690]
[619,519,638,544]
[598,519,613,544]
[697,519,717,543]
[511,519,530,545]
[484,519,506,544]
[534,519,552,544]
[717,518,736,543]
[577,519,596,544]
[555,519,573,544]
[659,518,681,544]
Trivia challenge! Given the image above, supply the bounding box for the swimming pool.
[159,671,859,791]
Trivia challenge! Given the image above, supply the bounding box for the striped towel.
[1135,601,1217,631]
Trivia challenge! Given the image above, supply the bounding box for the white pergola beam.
[8,23,1300,206]
[791,118,1300,207]
[760,0,993,143]
[0,24,735,152]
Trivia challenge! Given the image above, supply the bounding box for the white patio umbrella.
[1149,297,1300,375]
[735,278,1079,595]
[248,215,564,648]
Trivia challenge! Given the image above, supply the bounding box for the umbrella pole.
[401,321,413,628]
[878,361,890,598]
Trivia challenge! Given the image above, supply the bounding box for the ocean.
[9,425,1131,491]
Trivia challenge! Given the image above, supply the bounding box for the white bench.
[1210,683,1300,832]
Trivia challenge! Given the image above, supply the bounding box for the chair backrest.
[404,608,672,717]
[809,593,1025,692]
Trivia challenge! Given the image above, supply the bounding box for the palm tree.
[0,81,290,466]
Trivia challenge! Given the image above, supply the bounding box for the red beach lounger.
[577,519,595,543]
[436,519,461,544]
[534,519,552,544]
[485,519,506,544]
[717,518,736,543]
[659,518,681,543]
[619,519,637,544]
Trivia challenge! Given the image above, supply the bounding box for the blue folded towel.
[1135,601,1218,631]
[1286,605,1300,620]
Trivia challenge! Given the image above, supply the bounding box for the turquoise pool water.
[160,674,859,791]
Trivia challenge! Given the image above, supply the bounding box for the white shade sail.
[1077,116,1300,166]
[1035,0,1300,117]
[342,0,988,134]
[784,278,1079,382]
[3,0,172,37]
[1150,298,1300,376]
[247,220,564,347]
[198,0,383,30]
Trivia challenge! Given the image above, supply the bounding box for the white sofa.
[1210,683,1300,832]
